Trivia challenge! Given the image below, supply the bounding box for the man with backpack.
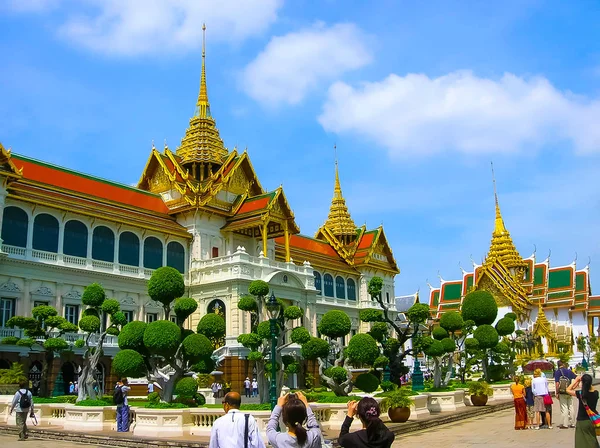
[9,380,34,441]
[554,360,577,429]
[114,378,131,432]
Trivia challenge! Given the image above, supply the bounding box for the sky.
[1,0,600,300]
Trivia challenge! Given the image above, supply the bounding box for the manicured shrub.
[82,309,100,318]
[147,266,185,307]
[174,298,198,322]
[82,283,106,307]
[197,313,226,341]
[424,339,445,357]
[181,334,213,362]
[473,324,499,349]
[493,341,509,354]
[461,291,498,326]
[318,310,351,338]
[101,299,120,315]
[175,377,198,398]
[191,356,215,373]
[488,364,506,382]
[75,399,110,407]
[257,320,278,339]
[79,315,101,333]
[111,311,127,327]
[439,311,464,333]
[237,333,262,351]
[495,317,515,336]
[283,306,304,320]
[247,351,264,362]
[44,337,68,351]
[464,337,480,351]
[238,295,258,312]
[301,337,330,360]
[32,305,58,320]
[374,355,389,369]
[324,366,348,385]
[405,303,431,324]
[368,322,388,342]
[118,321,147,351]
[432,327,449,340]
[504,312,517,321]
[441,337,456,352]
[74,339,85,348]
[359,309,384,322]
[143,320,181,357]
[112,349,146,377]
[148,392,160,404]
[1,336,19,345]
[355,373,380,393]
[346,334,379,366]
[290,327,311,345]
[106,327,120,336]
[380,380,398,392]
[248,280,270,297]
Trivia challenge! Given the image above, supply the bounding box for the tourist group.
[510,362,599,448]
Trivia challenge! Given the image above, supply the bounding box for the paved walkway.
[0,434,105,448]
[393,402,576,447]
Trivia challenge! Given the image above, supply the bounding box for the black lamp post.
[411,320,424,392]
[266,292,280,411]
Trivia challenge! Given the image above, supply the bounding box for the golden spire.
[486,163,527,271]
[323,147,357,239]
[176,24,228,171]
[533,303,554,339]
[195,23,210,118]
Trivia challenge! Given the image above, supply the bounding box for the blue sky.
[1,0,600,299]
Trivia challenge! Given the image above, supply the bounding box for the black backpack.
[113,386,124,405]
[18,390,31,409]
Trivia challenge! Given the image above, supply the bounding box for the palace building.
[0,31,399,394]
[425,178,599,363]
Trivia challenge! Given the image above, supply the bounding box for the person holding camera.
[9,380,35,441]
[339,397,394,448]
[267,391,322,447]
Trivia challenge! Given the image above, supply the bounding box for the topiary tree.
[76,283,125,402]
[197,313,226,348]
[113,267,212,402]
[365,277,431,384]
[461,291,498,326]
[6,305,78,397]
[495,315,518,377]
[237,280,305,403]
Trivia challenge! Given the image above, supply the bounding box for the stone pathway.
[0,434,105,448]
[393,402,576,447]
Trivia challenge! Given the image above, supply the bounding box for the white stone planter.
[424,391,457,413]
[409,394,430,420]
[198,387,217,405]
[63,406,115,432]
[490,384,512,401]
[453,389,466,409]
[132,408,189,438]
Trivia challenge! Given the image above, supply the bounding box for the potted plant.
[381,389,413,423]
[468,380,493,406]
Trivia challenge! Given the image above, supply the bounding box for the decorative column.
[0,187,6,249]
[138,238,144,277]
[21,278,31,316]
[26,213,34,257]
[86,228,93,268]
[57,221,65,265]
[162,240,168,267]
[113,233,119,273]
[262,222,268,257]
[284,223,290,262]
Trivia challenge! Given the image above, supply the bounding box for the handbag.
[543,394,553,406]
[579,392,600,434]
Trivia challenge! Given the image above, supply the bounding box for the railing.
[0,328,23,338]
[1,245,25,256]
[63,254,86,266]
[50,405,66,420]
[92,260,113,270]
[32,249,58,261]
[191,411,222,427]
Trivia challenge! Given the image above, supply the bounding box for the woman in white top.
[532,368,552,429]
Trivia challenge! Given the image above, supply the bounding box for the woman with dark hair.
[338,397,394,448]
[567,374,599,448]
[267,391,321,447]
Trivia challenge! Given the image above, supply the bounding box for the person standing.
[339,397,395,447]
[267,391,322,447]
[147,382,154,395]
[567,374,599,448]
[532,368,552,429]
[524,376,535,429]
[244,377,251,398]
[114,378,131,432]
[252,378,258,398]
[209,392,265,448]
[69,382,75,394]
[555,361,577,429]
[510,375,527,430]
[9,380,34,441]
[211,381,219,398]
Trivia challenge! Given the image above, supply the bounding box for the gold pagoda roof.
[485,168,527,270]
[176,24,228,167]
[533,304,555,340]
[320,161,357,237]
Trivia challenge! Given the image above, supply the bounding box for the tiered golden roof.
[533,303,555,339]
[176,24,228,168]
[485,167,527,271]
[321,161,357,238]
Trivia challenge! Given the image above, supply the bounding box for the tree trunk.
[40,351,54,398]
[442,354,454,387]
[482,352,489,382]
[433,358,442,388]
[256,361,269,404]
[153,365,182,403]
[77,333,107,402]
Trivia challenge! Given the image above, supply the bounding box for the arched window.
[347,278,356,300]
[63,220,87,257]
[323,274,334,297]
[1,206,28,247]
[144,237,163,269]
[92,226,114,262]
[119,232,139,266]
[32,213,59,252]
[313,271,322,294]
[336,276,346,299]
[167,241,185,273]
[207,299,226,348]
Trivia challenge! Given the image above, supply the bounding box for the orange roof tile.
[357,231,377,249]
[13,155,169,214]
[237,192,275,215]
[275,234,340,258]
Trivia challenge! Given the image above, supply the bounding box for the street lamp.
[411,321,424,392]
[265,291,280,411]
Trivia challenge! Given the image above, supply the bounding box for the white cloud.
[3,0,60,12]
[8,0,282,55]
[319,70,600,156]
[241,22,372,107]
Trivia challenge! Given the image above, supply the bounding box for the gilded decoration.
[319,161,357,239]
[149,167,171,193]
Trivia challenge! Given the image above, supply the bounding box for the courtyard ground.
[393,401,575,447]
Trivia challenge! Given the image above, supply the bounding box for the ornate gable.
[0,143,23,179]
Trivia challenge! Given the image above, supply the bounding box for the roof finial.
[491,162,506,235]
[195,23,211,118]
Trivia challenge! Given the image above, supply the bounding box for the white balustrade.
[63,254,87,266]
[32,249,58,262]
[1,245,26,256]
[0,328,23,338]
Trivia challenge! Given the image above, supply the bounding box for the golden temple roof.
[485,165,527,270]
[533,304,555,340]
[176,24,228,167]
[321,161,357,238]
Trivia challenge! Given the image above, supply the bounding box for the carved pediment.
[121,296,136,306]
[0,281,20,293]
[63,290,82,300]
[33,286,53,296]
